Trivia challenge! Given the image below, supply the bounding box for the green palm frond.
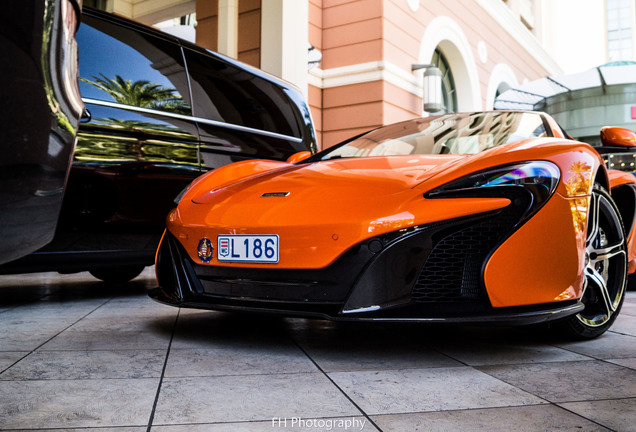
[81,74,190,114]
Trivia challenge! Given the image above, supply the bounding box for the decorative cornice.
[308,61,423,97]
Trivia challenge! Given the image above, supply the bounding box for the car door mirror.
[287,151,312,163]
[601,127,636,147]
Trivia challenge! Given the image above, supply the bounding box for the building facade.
[606,0,636,63]
[85,0,564,149]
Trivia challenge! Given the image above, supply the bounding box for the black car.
[0,0,83,265]
[1,7,317,282]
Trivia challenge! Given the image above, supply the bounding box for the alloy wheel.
[564,185,627,339]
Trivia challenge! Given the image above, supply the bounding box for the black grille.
[412,195,526,304]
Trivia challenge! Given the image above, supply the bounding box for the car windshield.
[318,112,549,160]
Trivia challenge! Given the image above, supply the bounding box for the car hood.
[191,155,465,205]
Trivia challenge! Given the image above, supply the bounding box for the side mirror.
[601,127,636,147]
[286,151,312,164]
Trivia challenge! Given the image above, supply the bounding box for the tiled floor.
[1,268,635,431]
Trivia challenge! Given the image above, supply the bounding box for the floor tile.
[0,271,94,288]
[165,345,316,378]
[0,350,166,380]
[40,328,173,351]
[0,378,158,429]
[170,311,295,350]
[606,357,636,370]
[372,404,610,431]
[297,341,461,372]
[619,293,636,316]
[559,398,636,432]
[4,428,146,431]
[553,332,636,359]
[90,298,176,316]
[153,373,360,425]
[431,341,590,366]
[479,360,636,402]
[609,314,636,337]
[328,367,544,414]
[0,351,28,372]
[1,299,106,319]
[0,318,76,351]
[289,318,465,372]
[65,309,178,333]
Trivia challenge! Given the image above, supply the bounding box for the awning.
[494,62,636,111]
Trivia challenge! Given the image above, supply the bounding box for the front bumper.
[151,206,584,325]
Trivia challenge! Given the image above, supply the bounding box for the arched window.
[431,49,457,113]
[418,16,482,111]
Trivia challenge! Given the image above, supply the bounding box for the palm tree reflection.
[81,74,190,114]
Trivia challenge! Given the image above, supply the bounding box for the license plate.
[217,235,279,263]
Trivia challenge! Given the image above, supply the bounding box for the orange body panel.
[484,193,585,307]
[608,169,636,188]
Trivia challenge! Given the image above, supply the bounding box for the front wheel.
[559,185,627,339]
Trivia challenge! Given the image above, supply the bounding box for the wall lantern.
[308,45,322,71]
[412,63,443,113]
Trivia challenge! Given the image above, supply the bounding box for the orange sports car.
[149,111,636,339]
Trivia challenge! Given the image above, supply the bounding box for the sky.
[542,0,608,75]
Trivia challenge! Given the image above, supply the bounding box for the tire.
[89,266,145,284]
[559,184,627,339]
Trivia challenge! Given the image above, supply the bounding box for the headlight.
[429,161,559,196]
[427,161,561,216]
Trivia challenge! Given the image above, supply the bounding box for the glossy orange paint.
[485,193,585,307]
[601,127,636,147]
[287,151,312,163]
[186,155,465,205]
[608,169,636,188]
[184,159,292,197]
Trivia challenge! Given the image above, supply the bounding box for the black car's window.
[77,16,191,115]
[183,48,302,138]
[318,112,549,160]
